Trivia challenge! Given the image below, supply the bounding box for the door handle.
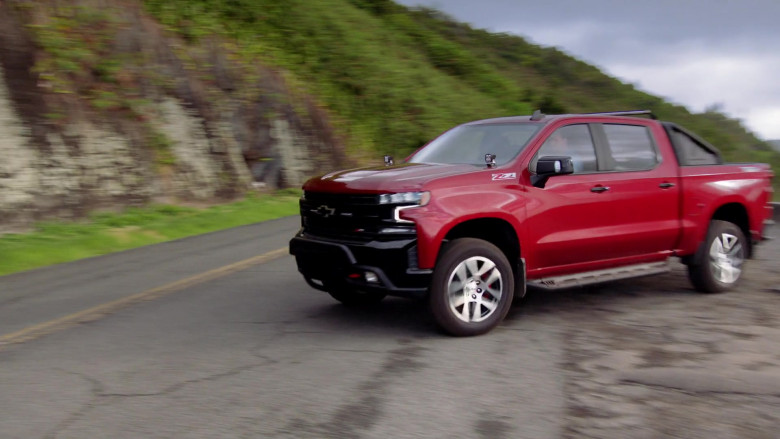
[590,186,610,193]
[659,182,676,189]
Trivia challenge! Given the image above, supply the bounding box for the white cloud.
[491,25,780,140]
[745,107,780,140]
[607,50,780,139]
[397,0,780,140]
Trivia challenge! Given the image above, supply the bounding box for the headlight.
[380,192,430,224]
[378,191,430,205]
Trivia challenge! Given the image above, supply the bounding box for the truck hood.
[302,162,480,193]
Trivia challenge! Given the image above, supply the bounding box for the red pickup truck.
[289,111,775,336]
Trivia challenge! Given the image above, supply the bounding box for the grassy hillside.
[141,0,778,188]
[16,0,778,188]
[142,0,531,159]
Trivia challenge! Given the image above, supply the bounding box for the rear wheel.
[327,285,386,307]
[688,220,746,293]
[430,238,514,336]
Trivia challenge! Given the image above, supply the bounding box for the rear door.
[588,122,681,257]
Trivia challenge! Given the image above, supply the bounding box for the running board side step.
[527,261,670,290]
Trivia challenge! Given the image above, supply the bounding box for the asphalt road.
[0,215,778,438]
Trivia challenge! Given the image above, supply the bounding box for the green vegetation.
[23,0,779,188]
[139,0,780,193]
[0,192,300,276]
[143,0,532,156]
[29,5,129,104]
[148,130,176,166]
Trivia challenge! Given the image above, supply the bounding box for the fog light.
[364,272,379,283]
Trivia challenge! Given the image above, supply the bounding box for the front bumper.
[289,231,431,299]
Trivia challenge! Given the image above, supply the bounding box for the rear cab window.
[670,129,721,166]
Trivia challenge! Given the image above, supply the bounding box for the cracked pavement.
[0,216,778,438]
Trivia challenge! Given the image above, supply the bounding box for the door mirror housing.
[530,156,574,188]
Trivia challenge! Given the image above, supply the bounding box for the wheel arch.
[711,202,752,257]
[442,217,521,272]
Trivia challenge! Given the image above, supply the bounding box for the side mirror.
[530,156,574,188]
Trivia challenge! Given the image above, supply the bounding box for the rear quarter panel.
[677,164,773,253]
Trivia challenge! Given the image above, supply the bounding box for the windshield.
[408,123,541,166]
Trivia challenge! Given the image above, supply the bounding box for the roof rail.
[580,110,657,120]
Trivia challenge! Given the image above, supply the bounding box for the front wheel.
[429,238,515,336]
[688,220,746,293]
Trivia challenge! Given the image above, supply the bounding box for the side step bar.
[527,261,670,290]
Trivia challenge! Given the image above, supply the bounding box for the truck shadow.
[504,270,699,323]
[306,270,701,336]
[306,297,439,337]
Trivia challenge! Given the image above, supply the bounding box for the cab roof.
[465,110,657,126]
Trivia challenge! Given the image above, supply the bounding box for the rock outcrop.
[0,0,346,232]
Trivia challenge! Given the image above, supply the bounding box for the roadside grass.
[0,191,301,277]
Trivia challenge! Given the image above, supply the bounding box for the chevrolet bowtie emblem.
[314,205,336,218]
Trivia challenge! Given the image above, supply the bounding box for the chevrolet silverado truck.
[289,110,775,336]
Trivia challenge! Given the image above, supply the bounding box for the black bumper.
[289,231,431,299]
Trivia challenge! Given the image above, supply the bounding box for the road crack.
[280,340,427,439]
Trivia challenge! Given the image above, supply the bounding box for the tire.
[429,238,515,336]
[688,220,747,293]
[327,285,386,307]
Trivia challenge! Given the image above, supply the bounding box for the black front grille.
[301,192,415,241]
[304,192,380,206]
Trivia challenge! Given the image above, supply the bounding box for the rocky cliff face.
[0,0,346,232]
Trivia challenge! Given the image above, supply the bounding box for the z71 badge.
[491,173,516,181]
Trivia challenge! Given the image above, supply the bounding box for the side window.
[603,124,659,171]
[672,130,721,165]
[536,124,597,173]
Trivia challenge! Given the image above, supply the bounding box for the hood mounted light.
[485,154,496,168]
[530,109,546,121]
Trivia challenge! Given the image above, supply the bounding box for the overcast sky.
[396,0,780,140]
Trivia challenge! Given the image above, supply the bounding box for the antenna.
[530,109,545,121]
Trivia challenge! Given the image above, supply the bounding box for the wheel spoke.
[721,233,737,251]
[472,300,482,321]
[451,293,466,309]
[486,284,502,296]
[480,297,497,313]
[711,259,725,282]
[476,260,496,277]
[483,267,500,286]
[454,264,468,283]
[723,265,740,283]
[726,243,743,259]
[710,239,724,258]
[465,259,480,278]
[461,299,472,321]
[448,279,464,294]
